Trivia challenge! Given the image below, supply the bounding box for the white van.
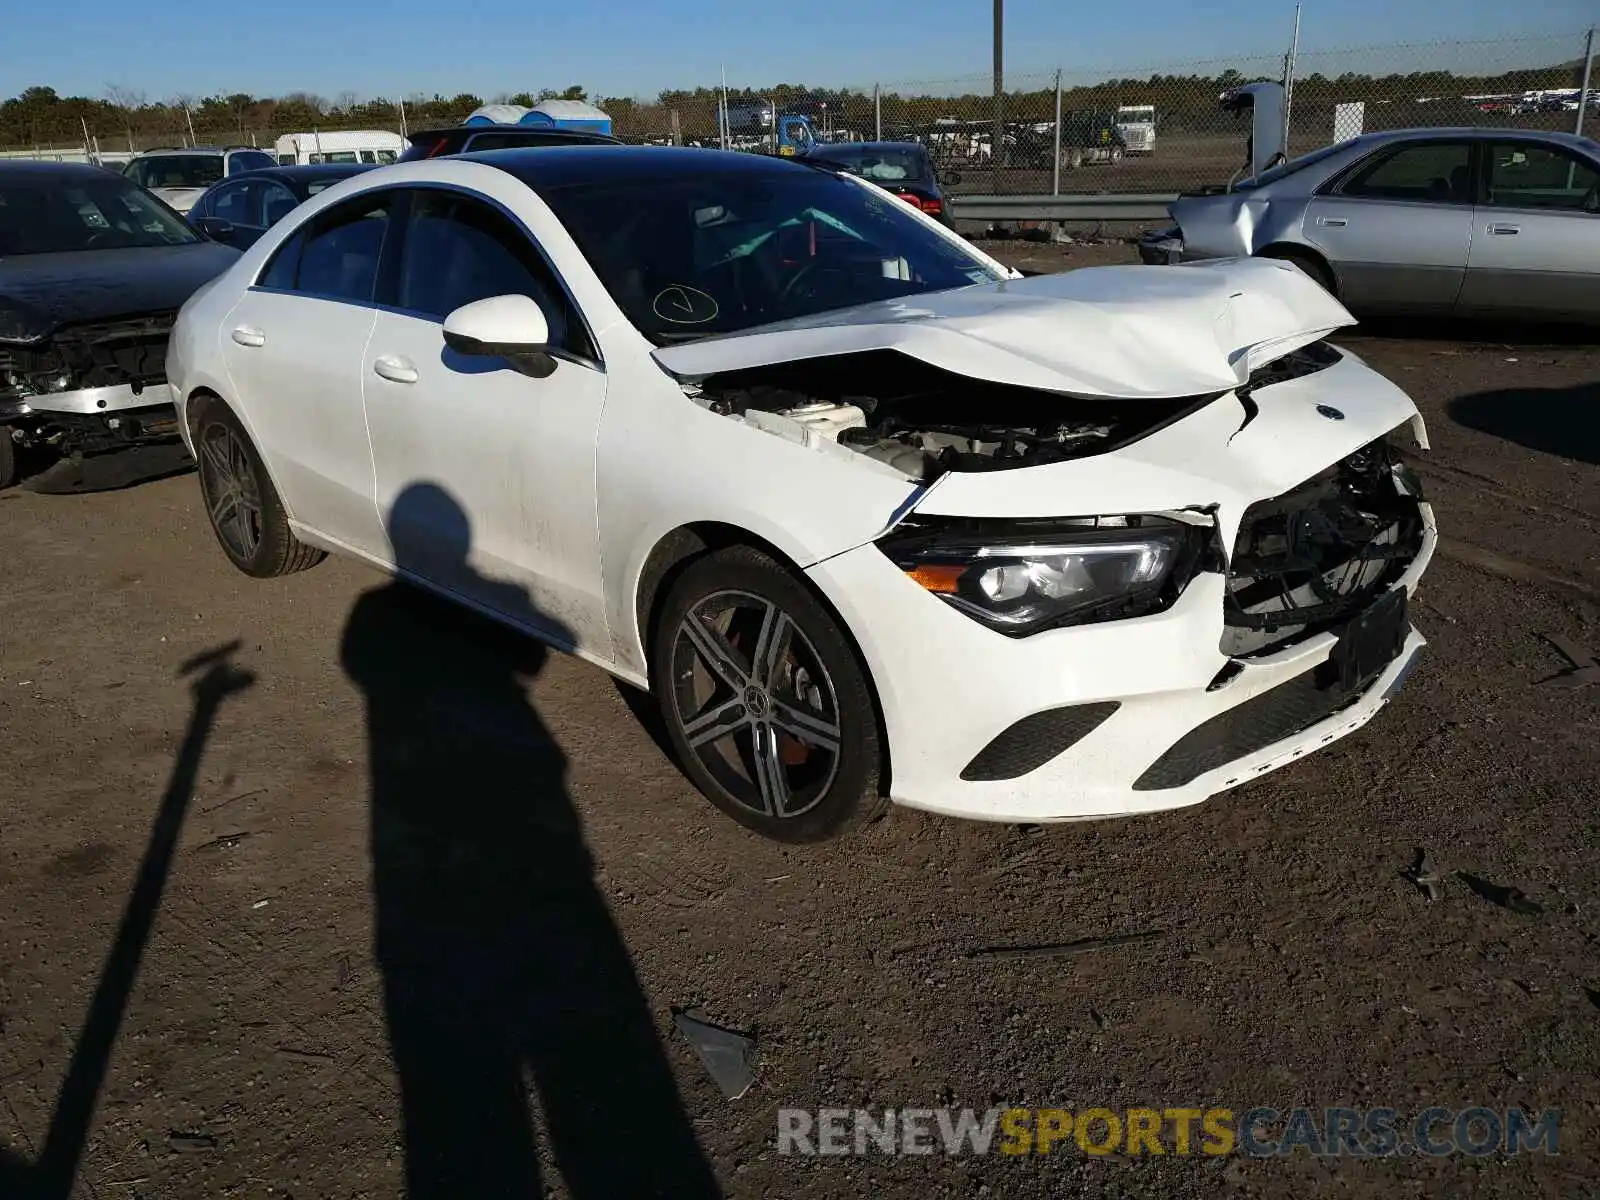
[273,130,404,166]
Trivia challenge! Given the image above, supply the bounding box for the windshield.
[0,173,199,255]
[125,154,223,190]
[808,146,931,184]
[540,170,1004,344]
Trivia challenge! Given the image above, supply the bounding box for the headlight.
[878,515,1209,636]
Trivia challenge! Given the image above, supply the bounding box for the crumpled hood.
[653,256,1354,399]
[0,241,240,343]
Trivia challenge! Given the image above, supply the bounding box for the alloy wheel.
[197,422,263,561]
[668,589,843,819]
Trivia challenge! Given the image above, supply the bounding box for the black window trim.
[248,181,603,372]
[1479,139,1600,216]
[1316,136,1479,207]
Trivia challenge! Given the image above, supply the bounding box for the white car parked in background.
[166,147,1436,842]
[124,146,278,213]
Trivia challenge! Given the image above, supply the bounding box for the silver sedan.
[1141,128,1600,321]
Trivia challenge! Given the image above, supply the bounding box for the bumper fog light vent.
[960,702,1120,782]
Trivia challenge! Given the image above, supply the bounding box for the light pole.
[992,0,1004,187]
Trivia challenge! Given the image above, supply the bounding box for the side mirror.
[442,294,557,378]
[194,216,233,239]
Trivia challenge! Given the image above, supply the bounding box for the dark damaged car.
[0,161,239,490]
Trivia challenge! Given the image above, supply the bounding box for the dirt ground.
[2,244,1599,1199]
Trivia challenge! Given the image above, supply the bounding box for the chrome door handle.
[372,355,418,385]
[1317,216,1347,227]
[1488,223,1520,235]
[231,325,265,347]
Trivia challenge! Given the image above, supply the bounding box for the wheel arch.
[1257,242,1339,296]
[183,385,301,528]
[631,520,895,798]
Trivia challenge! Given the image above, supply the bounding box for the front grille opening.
[1222,436,1425,658]
[0,313,177,396]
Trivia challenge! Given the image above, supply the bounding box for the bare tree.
[105,84,145,151]
[173,93,199,145]
[335,90,358,116]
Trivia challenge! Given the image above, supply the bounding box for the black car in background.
[189,163,372,250]
[397,125,622,161]
[0,161,238,491]
[799,141,954,223]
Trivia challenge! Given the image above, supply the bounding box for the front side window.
[126,154,224,190]
[396,190,588,357]
[261,183,300,226]
[1486,142,1600,211]
[1338,142,1472,204]
[0,173,198,254]
[539,168,1005,344]
[261,192,391,301]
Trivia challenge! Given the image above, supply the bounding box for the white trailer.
[273,130,403,166]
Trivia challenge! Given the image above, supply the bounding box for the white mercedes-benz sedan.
[167,146,1436,842]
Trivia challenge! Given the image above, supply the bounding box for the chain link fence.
[4,29,1594,200]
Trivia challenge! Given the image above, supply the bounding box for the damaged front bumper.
[1138,225,1184,265]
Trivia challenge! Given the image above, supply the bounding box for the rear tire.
[193,400,325,578]
[0,432,17,491]
[650,545,885,843]
[1263,247,1336,297]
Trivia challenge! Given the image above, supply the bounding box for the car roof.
[1347,126,1598,151]
[807,141,928,155]
[0,159,127,181]
[475,144,820,189]
[133,146,263,157]
[409,125,621,146]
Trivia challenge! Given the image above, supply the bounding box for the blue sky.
[2,0,1592,102]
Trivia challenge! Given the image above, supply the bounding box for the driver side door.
[360,187,612,654]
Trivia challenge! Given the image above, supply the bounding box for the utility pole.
[992,0,1004,189]
[1577,27,1595,138]
[1282,3,1301,158]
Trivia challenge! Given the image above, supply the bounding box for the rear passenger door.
[220,189,395,558]
[1301,140,1475,313]
[1458,139,1600,318]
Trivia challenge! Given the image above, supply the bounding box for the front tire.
[651,545,885,842]
[193,401,325,578]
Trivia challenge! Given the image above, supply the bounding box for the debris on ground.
[1403,848,1445,902]
[1539,633,1600,688]
[967,930,1165,961]
[1456,872,1544,917]
[166,1132,217,1153]
[673,1010,757,1100]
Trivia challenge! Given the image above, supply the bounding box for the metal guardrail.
[947,192,1178,223]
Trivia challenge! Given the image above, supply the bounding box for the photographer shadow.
[340,482,718,1198]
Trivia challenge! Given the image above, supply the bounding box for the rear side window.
[228,150,275,175]
[396,189,590,357]
[258,192,392,301]
[1485,142,1600,211]
[1337,142,1472,204]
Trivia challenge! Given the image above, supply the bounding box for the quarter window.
[396,190,590,357]
[1338,142,1472,204]
[1485,142,1600,211]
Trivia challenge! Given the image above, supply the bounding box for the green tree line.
[2,55,1586,149]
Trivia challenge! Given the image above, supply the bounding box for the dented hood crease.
[653,257,1353,399]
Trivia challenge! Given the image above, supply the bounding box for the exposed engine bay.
[0,313,175,399]
[685,349,1210,483]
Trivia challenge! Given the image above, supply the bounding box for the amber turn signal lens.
[906,564,964,594]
